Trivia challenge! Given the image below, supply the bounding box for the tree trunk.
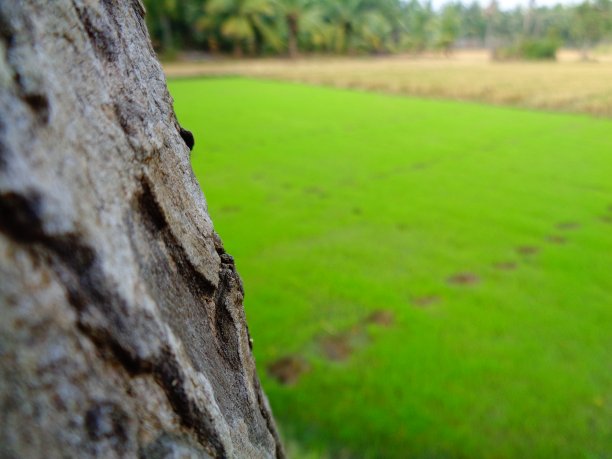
[287,14,299,59]
[233,41,244,58]
[208,36,220,55]
[0,1,284,458]
[160,14,174,52]
[345,23,355,55]
[580,43,590,61]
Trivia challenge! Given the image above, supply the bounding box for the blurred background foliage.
[143,0,612,59]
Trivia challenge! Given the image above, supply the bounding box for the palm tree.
[275,0,323,58]
[572,0,612,60]
[358,11,393,53]
[484,0,500,53]
[326,0,373,54]
[206,0,281,56]
[437,4,461,55]
[195,12,221,54]
[373,0,406,49]
[400,0,434,52]
[143,0,180,51]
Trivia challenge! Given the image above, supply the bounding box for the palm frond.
[221,16,255,41]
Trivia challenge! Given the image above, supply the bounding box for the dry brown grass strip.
[164,50,612,117]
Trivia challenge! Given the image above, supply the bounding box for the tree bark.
[160,14,174,52]
[287,14,299,59]
[233,42,244,58]
[0,1,283,458]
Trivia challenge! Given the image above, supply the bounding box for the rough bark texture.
[0,1,283,458]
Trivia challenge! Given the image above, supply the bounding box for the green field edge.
[166,74,612,121]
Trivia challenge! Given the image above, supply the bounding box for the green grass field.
[169,78,612,459]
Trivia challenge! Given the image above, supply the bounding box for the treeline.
[143,0,612,58]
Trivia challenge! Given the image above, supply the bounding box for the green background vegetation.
[170,78,612,458]
[144,0,612,59]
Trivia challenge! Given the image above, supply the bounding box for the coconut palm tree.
[143,0,180,51]
[275,0,324,58]
[572,0,612,60]
[396,0,434,52]
[436,3,461,55]
[358,11,393,53]
[326,0,373,54]
[206,0,282,56]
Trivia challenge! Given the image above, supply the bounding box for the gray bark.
[0,1,283,458]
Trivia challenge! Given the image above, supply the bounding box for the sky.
[430,0,581,9]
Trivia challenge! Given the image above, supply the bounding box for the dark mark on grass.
[304,186,327,198]
[599,215,612,224]
[411,162,430,170]
[267,355,310,385]
[556,221,581,231]
[318,310,393,363]
[546,235,566,244]
[319,333,353,362]
[412,295,440,307]
[516,245,540,255]
[494,261,517,271]
[365,310,394,327]
[219,205,241,214]
[447,272,480,285]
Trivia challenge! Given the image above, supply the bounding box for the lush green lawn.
[169,78,612,459]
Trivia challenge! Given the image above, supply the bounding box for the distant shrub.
[434,35,455,54]
[494,39,559,61]
[519,39,558,60]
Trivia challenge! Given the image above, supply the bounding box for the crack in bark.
[136,176,216,299]
[133,178,284,456]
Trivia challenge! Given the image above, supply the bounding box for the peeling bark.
[0,1,283,458]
